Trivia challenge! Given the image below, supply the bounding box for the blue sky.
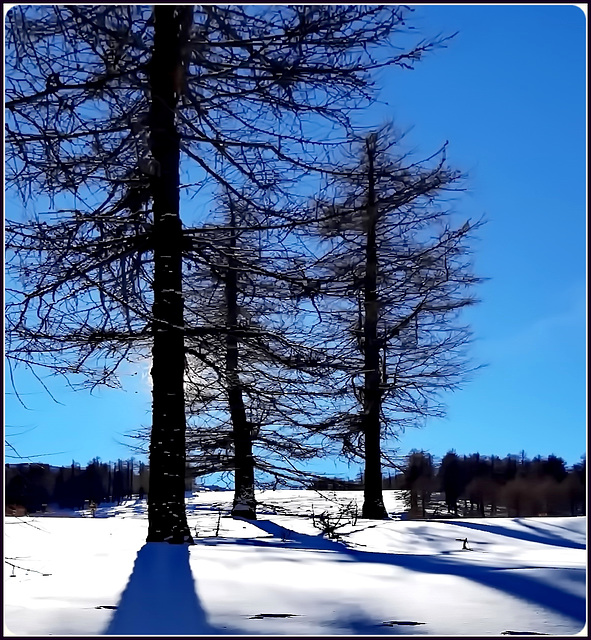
[5,5,587,471]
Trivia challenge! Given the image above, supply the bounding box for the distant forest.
[5,458,155,513]
[312,451,587,519]
[5,451,586,519]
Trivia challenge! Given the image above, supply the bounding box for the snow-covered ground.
[4,490,587,636]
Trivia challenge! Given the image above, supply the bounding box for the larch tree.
[144,6,195,542]
[311,128,482,518]
[6,5,449,541]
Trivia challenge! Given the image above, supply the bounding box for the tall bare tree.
[181,190,339,517]
[145,6,194,542]
[311,128,482,518]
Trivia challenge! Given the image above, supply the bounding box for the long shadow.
[235,519,586,625]
[542,520,586,536]
[520,519,586,546]
[105,542,235,635]
[442,519,586,550]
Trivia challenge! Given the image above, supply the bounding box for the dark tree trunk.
[410,488,419,513]
[146,6,193,544]
[226,206,256,520]
[361,137,388,520]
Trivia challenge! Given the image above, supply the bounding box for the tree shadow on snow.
[442,519,585,550]
[104,542,233,635]
[229,518,585,626]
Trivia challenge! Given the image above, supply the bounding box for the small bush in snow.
[311,500,358,540]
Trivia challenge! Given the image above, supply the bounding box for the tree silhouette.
[439,451,464,515]
[6,6,445,540]
[310,128,481,518]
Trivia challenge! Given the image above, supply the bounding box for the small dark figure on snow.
[456,537,471,550]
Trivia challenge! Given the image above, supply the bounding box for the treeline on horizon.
[5,458,157,513]
[5,450,586,519]
[312,450,587,519]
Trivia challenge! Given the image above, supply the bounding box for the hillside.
[4,490,586,635]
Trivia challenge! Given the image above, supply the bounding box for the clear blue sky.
[5,5,587,471]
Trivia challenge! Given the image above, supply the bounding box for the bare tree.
[144,6,195,542]
[310,128,482,518]
[182,190,340,516]
[6,5,449,540]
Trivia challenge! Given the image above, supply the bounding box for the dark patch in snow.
[501,632,549,635]
[249,613,300,619]
[95,605,118,610]
[381,620,426,626]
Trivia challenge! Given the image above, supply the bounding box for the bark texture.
[147,6,193,543]
[361,137,388,520]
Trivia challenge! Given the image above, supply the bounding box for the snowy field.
[4,490,587,636]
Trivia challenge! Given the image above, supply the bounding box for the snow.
[4,491,587,636]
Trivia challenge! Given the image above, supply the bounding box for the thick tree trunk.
[146,6,193,543]
[361,137,388,520]
[225,207,256,520]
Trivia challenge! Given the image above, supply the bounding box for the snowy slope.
[3,490,587,636]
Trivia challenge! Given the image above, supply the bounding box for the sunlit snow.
[4,490,586,636]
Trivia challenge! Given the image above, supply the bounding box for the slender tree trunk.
[146,6,193,543]
[361,137,388,520]
[225,206,256,520]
